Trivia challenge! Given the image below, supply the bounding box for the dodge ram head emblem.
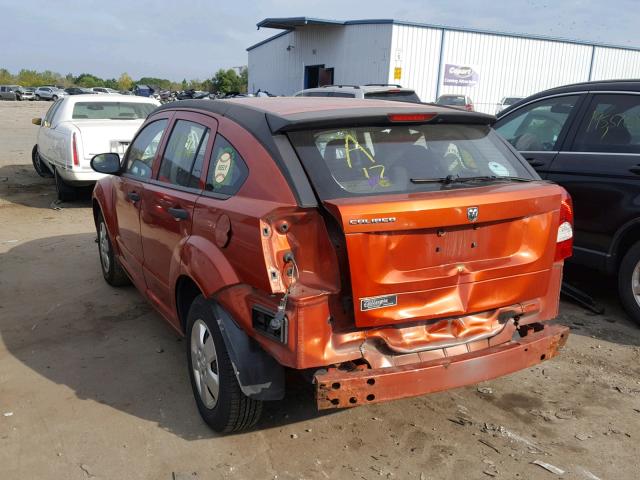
[467,206,479,222]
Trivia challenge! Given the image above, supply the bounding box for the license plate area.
[110,141,130,156]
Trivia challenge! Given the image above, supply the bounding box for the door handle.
[168,207,188,220]
[127,191,140,202]
[525,158,545,167]
[629,166,640,175]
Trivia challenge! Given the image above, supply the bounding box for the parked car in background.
[16,87,36,101]
[89,97,571,433]
[34,86,67,101]
[496,96,524,114]
[65,87,96,95]
[31,95,159,200]
[435,94,474,111]
[134,84,154,97]
[494,79,640,324]
[295,84,421,103]
[0,85,20,100]
[92,87,120,94]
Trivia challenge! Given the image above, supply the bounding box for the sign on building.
[443,64,479,87]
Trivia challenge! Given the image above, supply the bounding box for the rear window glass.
[438,96,466,106]
[365,91,420,103]
[288,124,532,199]
[72,102,155,120]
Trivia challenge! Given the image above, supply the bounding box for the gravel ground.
[0,101,639,480]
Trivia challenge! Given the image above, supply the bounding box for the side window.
[205,135,249,195]
[125,119,168,179]
[495,95,579,151]
[44,100,62,125]
[572,94,640,153]
[157,120,209,188]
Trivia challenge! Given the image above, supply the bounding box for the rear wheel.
[31,145,53,178]
[97,213,130,286]
[186,296,263,433]
[618,241,640,325]
[35,94,41,101]
[52,95,58,101]
[54,169,78,202]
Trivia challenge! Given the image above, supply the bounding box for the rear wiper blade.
[410,175,534,184]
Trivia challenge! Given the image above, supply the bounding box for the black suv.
[494,80,640,324]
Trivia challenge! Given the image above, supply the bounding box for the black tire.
[96,212,130,286]
[35,94,41,101]
[52,95,58,101]
[31,145,53,178]
[54,169,78,202]
[186,296,263,433]
[618,241,640,326]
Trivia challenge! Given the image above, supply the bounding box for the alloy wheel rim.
[99,222,110,272]
[632,260,640,308]
[190,319,220,409]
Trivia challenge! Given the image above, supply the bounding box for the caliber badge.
[360,294,398,311]
[467,206,479,222]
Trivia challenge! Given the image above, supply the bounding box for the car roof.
[156,97,493,133]
[498,79,640,116]
[297,84,416,94]
[63,94,158,103]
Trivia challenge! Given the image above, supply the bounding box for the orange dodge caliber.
[90,98,572,433]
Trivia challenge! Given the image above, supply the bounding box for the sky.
[2,0,638,81]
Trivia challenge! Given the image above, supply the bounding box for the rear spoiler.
[266,108,496,133]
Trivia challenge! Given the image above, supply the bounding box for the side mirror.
[32,117,42,126]
[90,153,121,175]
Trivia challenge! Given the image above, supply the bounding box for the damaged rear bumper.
[315,323,569,410]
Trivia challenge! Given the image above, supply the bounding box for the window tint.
[158,120,208,188]
[125,119,168,179]
[205,135,249,195]
[572,94,640,153]
[44,100,63,125]
[495,95,578,151]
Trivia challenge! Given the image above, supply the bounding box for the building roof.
[248,17,640,53]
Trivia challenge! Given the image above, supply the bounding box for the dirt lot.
[0,101,639,480]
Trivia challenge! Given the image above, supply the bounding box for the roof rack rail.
[320,84,360,89]
[364,83,403,88]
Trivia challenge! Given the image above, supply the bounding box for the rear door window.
[288,124,533,199]
[157,120,209,188]
[495,95,579,151]
[204,135,249,196]
[571,94,640,153]
[125,119,168,179]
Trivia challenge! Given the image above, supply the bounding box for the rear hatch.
[287,116,565,328]
[325,182,563,327]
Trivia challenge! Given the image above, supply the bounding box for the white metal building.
[247,17,640,113]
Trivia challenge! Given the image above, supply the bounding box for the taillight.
[72,132,79,167]
[555,195,573,261]
[465,104,473,111]
[388,113,437,122]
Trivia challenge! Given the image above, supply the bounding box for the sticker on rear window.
[213,148,234,185]
[360,294,397,311]
[488,161,510,176]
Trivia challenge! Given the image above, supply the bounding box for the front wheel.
[618,241,640,325]
[97,213,130,286]
[52,95,58,101]
[186,296,263,433]
[35,94,41,101]
[31,145,53,178]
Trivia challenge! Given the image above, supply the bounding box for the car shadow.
[0,233,339,441]
[0,164,93,209]
[559,263,640,346]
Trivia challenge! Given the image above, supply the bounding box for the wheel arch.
[608,218,640,272]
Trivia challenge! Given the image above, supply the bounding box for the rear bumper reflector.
[315,323,569,410]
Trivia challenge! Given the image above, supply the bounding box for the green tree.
[0,68,13,84]
[212,69,239,94]
[117,73,133,91]
[75,73,103,88]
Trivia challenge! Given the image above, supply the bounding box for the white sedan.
[31,95,160,201]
